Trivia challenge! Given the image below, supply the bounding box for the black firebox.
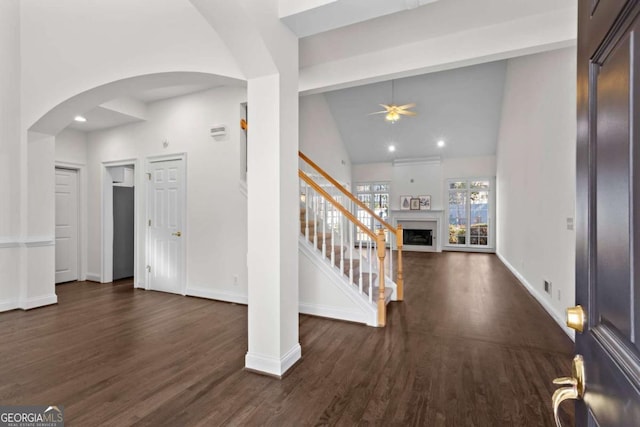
[403,229,433,246]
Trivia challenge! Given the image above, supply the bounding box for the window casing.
[355,182,390,241]
[447,178,493,248]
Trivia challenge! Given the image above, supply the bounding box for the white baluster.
[389,228,393,283]
[322,198,326,259]
[330,204,335,266]
[313,191,318,249]
[349,220,354,284]
[368,238,373,302]
[304,183,309,241]
[340,207,344,274]
[359,238,363,294]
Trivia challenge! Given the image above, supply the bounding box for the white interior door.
[147,159,185,294]
[55,168,79,283]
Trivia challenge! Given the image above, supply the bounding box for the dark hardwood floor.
[0,252,574,426]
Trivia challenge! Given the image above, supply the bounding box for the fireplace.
[393,211,442,252]
[403,229,433,246]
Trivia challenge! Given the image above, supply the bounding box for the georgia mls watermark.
[0,406,64,427]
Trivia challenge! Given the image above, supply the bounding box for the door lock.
[172,231,182,237]
[552,354,585,427]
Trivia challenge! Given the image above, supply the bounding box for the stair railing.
[299,151,403,301]
[300,171,388,326]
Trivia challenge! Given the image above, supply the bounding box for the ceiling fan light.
[385,111,400,123]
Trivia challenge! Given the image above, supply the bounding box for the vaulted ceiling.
[322,60,507,164]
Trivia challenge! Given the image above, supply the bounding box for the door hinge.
[148,219,151,227]
[146,172,151,181]
[146,265,151,273]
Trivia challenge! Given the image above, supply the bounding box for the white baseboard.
[134,280,146,289]
[245,343,302,377]
[0,298,18,312]
[496,251,575,341]
[185,286,248,305]
[443,246,496,253]
[85,272,101,282]
[18,294,58,310]
[299,302,367,325]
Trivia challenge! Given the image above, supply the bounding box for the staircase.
[298,152,404,327]
[300,207,385,300]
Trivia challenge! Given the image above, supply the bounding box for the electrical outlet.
[566,217,574,231]
[544,280,552,294]
[557,289,561,301]
[233,275,239,286]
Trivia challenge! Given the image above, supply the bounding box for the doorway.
[146,155,186,295]
[102,161,137,284]
[55,168,79,283]
[112,167,135,280]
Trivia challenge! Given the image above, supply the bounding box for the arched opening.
[28,72,248,305]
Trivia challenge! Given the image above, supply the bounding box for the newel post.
[376,228,386,327]
[396,224,404,301]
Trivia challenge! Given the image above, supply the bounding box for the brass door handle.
[566,305,586,333]
[172,231,182,237]
[552,355,585,427]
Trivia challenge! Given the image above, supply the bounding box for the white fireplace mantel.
[391,209,443,252]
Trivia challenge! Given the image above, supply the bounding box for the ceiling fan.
[369,80,417,123]
[370,103,417,123]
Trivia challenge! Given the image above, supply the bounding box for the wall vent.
[210,124,227,138]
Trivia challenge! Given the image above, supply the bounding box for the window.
[447,179,492,247]
[355,182,390,241]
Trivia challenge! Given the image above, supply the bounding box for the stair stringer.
[298,237,379,327]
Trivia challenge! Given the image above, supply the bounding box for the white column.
[0,0,22,311]
[189,0,301,376]
[21,132,57,309]
[245,66,300,376]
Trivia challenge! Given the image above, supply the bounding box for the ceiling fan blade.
[398,110,417,116]
[368,111,388,115]
[379,104,392,110]
[397,103,416,109]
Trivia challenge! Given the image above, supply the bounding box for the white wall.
[55,129,87,165]
[86,86,248,302]
[299,94,352,185]
[0,0,22,309]
[352,162,393,183]
[352,155,496,211]
[391,160,443,210]
[496,47,576,336]
[20,0,243,131]
[442,155,496,180]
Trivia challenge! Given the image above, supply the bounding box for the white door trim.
[101,159,139,285]
[145,153,187,294]
[55,161,87,281]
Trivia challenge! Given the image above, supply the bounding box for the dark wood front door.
[574,0,640,425]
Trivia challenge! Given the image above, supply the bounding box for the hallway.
[0,252,573,426]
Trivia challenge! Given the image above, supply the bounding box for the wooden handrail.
[299,171,377,241]
[299,151,396,232]
[299,152,404,305]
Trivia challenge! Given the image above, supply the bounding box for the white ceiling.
[299,0,575,68]
[322,60,508,164]
[60,76,241,134]
[281,0,439,38]
[67,105,145,132]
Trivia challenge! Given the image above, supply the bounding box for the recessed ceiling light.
[388,145,396,152]
[74,115,87,122]
[437,140,445,147]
